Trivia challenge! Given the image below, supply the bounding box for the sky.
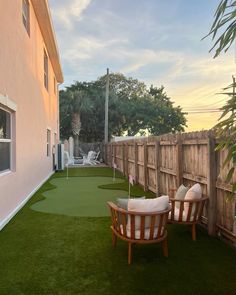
[49,0,236,131]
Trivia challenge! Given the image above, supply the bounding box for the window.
[22,0,30,35]
[0,108,11,172]
[47,129,51,157]
[44,50,49,90]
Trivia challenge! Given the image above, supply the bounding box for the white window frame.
[0,107,12,174]
[54,132,57,145]
[47,129,51,157]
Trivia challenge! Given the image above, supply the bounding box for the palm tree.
[70,90,90,157]
[204,0,236,58]
[205,0,236,191]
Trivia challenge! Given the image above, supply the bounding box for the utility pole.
[105,68,109,143]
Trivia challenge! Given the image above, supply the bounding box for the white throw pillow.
[184,183,202,213]
[127,196,169,230]
[175,184,189,209]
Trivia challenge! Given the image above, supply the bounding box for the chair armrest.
[169,188,177,198]
[169,197,209,204]
[107,201,127,214]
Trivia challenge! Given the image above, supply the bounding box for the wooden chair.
[168,189,208,241]
[107,202,171,264]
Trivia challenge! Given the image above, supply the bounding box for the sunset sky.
[49,0,236,131]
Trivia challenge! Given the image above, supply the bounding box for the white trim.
[0,171,54,231]
[0,94,17,111]
[0,170,12,177]
[0,107,13,172]
[0,139,11,143]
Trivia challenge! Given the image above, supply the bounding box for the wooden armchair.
[107,201,171,264]
[168,189,208,241]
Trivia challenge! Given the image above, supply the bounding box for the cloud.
[49,0,236,131]
[51,0,92,30]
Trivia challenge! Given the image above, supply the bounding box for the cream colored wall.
[0,0,60,225]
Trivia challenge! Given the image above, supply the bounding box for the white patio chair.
[64,151,75,166]
[83,151,98,165]
[91,151,100,165]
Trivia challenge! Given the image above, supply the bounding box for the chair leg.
[192,224,196,241]
[128,242,132,265]
[162,239,168,258]
[112,232,117,248]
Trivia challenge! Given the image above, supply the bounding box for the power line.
[185,110,222,114]
[180,98,226,110]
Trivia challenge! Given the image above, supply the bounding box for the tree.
[94,73,187,137]
[205,0,236,191]
[214,78,236,191]
[59,73,187,142]
[204,0,236,58]
[59,84,90,156]
[147,86,186,135]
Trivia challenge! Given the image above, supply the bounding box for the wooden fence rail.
[105,130,236,245]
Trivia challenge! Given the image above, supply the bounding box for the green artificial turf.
[0,167,236,295]
[31,177,127,217]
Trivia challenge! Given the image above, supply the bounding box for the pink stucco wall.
[0,1,61,225]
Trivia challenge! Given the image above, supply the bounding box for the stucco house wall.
[0,0,63,228]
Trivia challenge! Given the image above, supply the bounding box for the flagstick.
[113,166,116,181]
[66,164,69,180]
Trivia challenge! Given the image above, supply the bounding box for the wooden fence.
[105,130,236,245]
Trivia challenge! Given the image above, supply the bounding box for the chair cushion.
[169,208,194,222]
[175,184,189,209]
[184,183,202,213]
[127,196,169,230]
[116,197,145,224]
[116,196,145,211]
[120,225,164,240]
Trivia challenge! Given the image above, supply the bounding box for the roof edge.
[31,0,64,83]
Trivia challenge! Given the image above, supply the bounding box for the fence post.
[144,141,148,191]
[123,143,127,177]
[207,133,217,236]
[134,141,138,183]
[155,140,161,197]
[114,143,116,166]
[176,134,183,188]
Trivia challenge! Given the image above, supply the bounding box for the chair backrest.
[94,151,100,161]
[107,202,170,241]
[87,151,96,160]
[169,197,208,223]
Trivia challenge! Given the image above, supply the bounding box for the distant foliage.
[59,73,187,142]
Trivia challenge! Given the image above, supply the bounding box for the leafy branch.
[215,76,236,192]
[203,0,236,58]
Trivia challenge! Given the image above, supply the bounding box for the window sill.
[0,170,14,178]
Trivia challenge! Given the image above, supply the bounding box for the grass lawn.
[0,167,236,295]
